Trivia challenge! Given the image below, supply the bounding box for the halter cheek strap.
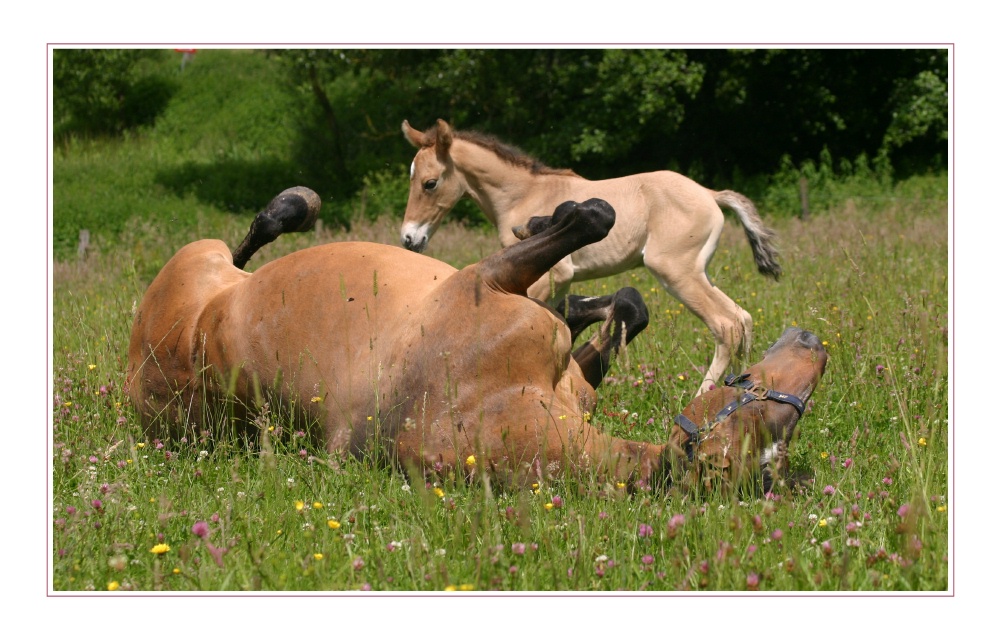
[673,373,807,461]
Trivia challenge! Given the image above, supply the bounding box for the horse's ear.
[435,119,454,158]
[402,120,426,148]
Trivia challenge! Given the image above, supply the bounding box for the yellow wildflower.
[310,396,322,403]
[818,519,827,528]
[937,505,947,513]
[677,374,686,381]
[150,543,170,555]
[544,503,554,510]
[107,581,120,591]
[88,364,96,371]
[459,584,475,591]
[136,442,145,449]
[433,487,445,498]
[820,452,829,459]
[295,500,305,512]
[444,585,457,591]
[918,437,927,447]
[583,411,592,421]
[466,455,476,466]
[327,520,341,529]
[313,553,324,561]
[172,568,180,574]
[313,501,324,509]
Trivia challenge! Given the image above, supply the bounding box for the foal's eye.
[423,179,438,191]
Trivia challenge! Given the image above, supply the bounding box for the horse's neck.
[453,141,570,239]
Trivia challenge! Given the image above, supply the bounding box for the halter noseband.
[673,373,806,461]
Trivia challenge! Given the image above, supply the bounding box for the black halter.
[673,373,806,461]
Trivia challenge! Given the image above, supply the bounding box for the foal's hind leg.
[644,255,753,396]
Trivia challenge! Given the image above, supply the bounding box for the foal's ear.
[435,119,454,157]
[402,120,426,147]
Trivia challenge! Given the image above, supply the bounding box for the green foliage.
[53,49,174,138]
[53,48,949,259]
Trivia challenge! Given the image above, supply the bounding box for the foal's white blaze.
[409,161,415,180]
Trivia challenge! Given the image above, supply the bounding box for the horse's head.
[400,119,467,253]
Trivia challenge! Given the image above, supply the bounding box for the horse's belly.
[569,238,645,282]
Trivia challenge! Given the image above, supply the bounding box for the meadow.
[51,183,949,592]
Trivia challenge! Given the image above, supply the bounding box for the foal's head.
[400,119,467,253]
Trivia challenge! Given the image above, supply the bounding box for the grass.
[51,189,949,592]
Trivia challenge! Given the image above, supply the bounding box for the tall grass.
[51,190,949,592]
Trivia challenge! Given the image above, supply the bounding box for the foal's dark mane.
[424,123,579,177]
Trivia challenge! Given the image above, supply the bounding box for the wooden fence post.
[78,229,90,259]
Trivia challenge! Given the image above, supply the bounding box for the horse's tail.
[713,190,782,281]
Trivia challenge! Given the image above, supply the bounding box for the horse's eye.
[423,179,438,191]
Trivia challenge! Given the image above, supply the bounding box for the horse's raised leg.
[644,255,753,396]
[231,186,321,269]
[565,288,649,389]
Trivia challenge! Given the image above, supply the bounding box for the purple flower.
[746,573,760,590]
[771,529,783,541]
[823,485,835,496]
[641,554,654,565]
[206,543,228,567]
[353,557,365,571]
[897,504,910,518]
[831,507,844,517]
[210,512,220,523]
[821,540,833,556]
[509,565,518,574]
[598,511,608,519]
[192,521,210,538]
[511,542,526,555]
[638,523,653,538]
[876,364,885,374]
[91,499,103,511]
[842,458,853,469]
[882,477,893,485]
[65,506,76,516]
[551,495,563,508]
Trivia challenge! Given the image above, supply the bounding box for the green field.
[51,193,949,592]
[50,49,949,592]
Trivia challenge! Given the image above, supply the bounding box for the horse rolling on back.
[401,119,782,396]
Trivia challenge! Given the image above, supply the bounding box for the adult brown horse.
[401,119,783,395]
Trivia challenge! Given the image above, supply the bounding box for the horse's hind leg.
[231,186,321,269]
[644,256,752,396]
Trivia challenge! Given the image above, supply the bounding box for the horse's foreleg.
[569,287,649,389]
[526,256,574,303]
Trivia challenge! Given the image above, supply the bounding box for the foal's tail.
[714,190,782,280]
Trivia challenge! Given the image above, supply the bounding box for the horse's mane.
[423,123,579,177]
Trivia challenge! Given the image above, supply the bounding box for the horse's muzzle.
[401,222,430,253]
[402,234,428,253]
